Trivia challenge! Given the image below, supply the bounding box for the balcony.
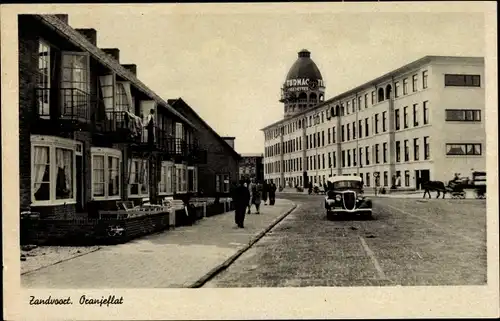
[33,87,92,133]
[94,110,144,144]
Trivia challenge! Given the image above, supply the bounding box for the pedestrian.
[251,182,262,214]
[232,180,250,228]
[247,178,255,214]
[268,181,277,206]
[308,181,312,195]
[262,181,269,205]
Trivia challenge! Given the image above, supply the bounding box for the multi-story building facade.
[19,14,235,218]
[239,153,264,182]
[262,51,485,190]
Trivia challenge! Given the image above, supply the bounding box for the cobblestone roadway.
[204,195,487,287]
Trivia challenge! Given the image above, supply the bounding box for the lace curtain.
[55,148,73,199]
[33,146,49,200]
[93,155,105,197]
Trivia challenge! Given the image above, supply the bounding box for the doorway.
[76,155,84,212]
[415,169,430,190]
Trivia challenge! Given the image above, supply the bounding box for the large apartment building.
[262,51,485,190]
[19,14,239,219]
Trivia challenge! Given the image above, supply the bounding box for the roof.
[34,14,196,129]
[327,175,362,183]
[261,55,484,131]
[285,49,323,81]
[168,98,241,160]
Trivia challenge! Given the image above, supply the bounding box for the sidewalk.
[21,198,296,288]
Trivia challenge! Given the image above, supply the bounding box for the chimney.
[121,64,137,76]
[101,48,120,62]
[221,137,235,149]
[75,28,97,46]
[54,14,69,24]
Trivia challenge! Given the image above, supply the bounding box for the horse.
[421,181,447,199]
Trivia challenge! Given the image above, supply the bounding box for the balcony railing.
[35,87,91,123]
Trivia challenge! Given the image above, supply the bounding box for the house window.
[424,136,430,159]
[115,82,132,113]
[383,142,388,163]
[394,81,400,98]
[31,136,77,205]
[374,113,379,134]
[188,166,198,193]
[396,141,401,162]
[332,152,336,168]
[423,101,429,124]
[353,149,357,166]
[128,158,149,198]
[327,128,331,144]
[332,127,336,143]
[37,40,51,118]
[371,91,376,105]
[405,170,410,187]
[444,74,481,87]
[358,120,363,139]
[364,94,368,108]
[446,143,482,156]
[422,70,428,89]
[359,148,363,167]
[403,107,408,129]
[365,118,369,137]
[445,109,481,121]
[375,144,380,164]
[412,74,418,92]
[413,104,419,126]
[403,78,408,95]
[322,154,325,169]
[215,173,230,193]
[412,139,419,161]
[358,97,362,110]
[395,109,401,130]
[341,125,345,142]
[91,147,121,200]
[365,146,370,165]
[321,131,325,146]
[383,171,388,187]
[382,111,387,132]
[404,140,409,161]
[158,161,174,195]
[61,52,90,120]
[347,150,351,167]
[347,124,350,141]
[342,150,346,168]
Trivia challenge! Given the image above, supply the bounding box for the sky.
[56,4,485,154]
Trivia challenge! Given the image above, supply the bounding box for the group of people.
[231,179,277,228]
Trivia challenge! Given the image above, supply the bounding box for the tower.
[280,49,325,118]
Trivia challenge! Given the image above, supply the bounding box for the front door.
[415,170,421,190]
[420,169,430,186]
[76,155,84,212]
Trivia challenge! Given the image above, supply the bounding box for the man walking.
[232,180,250,228]
[268,180,277,206]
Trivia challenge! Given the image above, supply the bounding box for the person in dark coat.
[262,181,269,205]
[232,180,250,228]
[268,181,277,206]
[308,181,313,195]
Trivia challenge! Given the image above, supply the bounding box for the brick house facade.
[19,14,232,219]
[168,98,241,196]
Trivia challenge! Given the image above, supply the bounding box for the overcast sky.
[54,4,484,154]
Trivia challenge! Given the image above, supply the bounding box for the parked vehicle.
[324,176,373,220]
[472,171,486,199]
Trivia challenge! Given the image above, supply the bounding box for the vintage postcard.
[2,2,498,320]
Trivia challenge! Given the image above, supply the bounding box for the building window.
[352,121,356,139]
[31,136,77,205]
[413,138,420,161]
[445,74,481,87]
[365,118,369,137]
[394,81,400,98]
[91,147,121,200]
[364,94,368,108]
[371,91,376,104]
[383,142,388,163]
[322,131,325,146]
[383,171,388,187]
[403,107,408,129]
[342,150,346,168]
[215,173,230,193]
[333,151,337,168]
[358,120,363,138]
[423,101,429,124]
[359,147,363,167]
[405,170,410,187]
[365,146,370,165]
[342,125,345,142]
[347,124,350,141]
[445,109,481,121]
[446,143,482,156]
[403,78,408,95]
[413,104,419,126]
[424,136,430,160]
[327,128,331,144]
[374,113,379,134]
[322,154,325,169]
[328,152,332,168]
[347,150,351,167]
[395,109,400,130]
[128,159,149,198]
[404,140,409,162]
[412,74,418,92]
[37,40,51,118]
[353,149,357,166]
[158,161,174,195]
[332,127,336,143]
[382,111,387,132]
[358,97,362,110]
[375,144,380,164]
[366,173,371,187]
[422,70,428,89]
[396,141,401,162]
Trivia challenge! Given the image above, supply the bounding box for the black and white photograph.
[2,2,498,320]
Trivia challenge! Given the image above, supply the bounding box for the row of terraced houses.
[19,14,240,219]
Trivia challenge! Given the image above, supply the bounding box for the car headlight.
[335,195,342,201]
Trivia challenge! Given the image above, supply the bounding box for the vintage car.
[324,175,373,219]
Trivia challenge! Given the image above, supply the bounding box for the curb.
[188,202,298,288]
[21,247,102,276]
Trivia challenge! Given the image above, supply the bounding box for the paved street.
[21,199,295,288]
[204,194,487,287]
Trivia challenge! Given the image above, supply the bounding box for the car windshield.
[329,181,362,190]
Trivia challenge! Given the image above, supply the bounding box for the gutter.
[34,14,197,130]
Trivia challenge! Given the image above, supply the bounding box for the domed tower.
[280,49,325,118]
